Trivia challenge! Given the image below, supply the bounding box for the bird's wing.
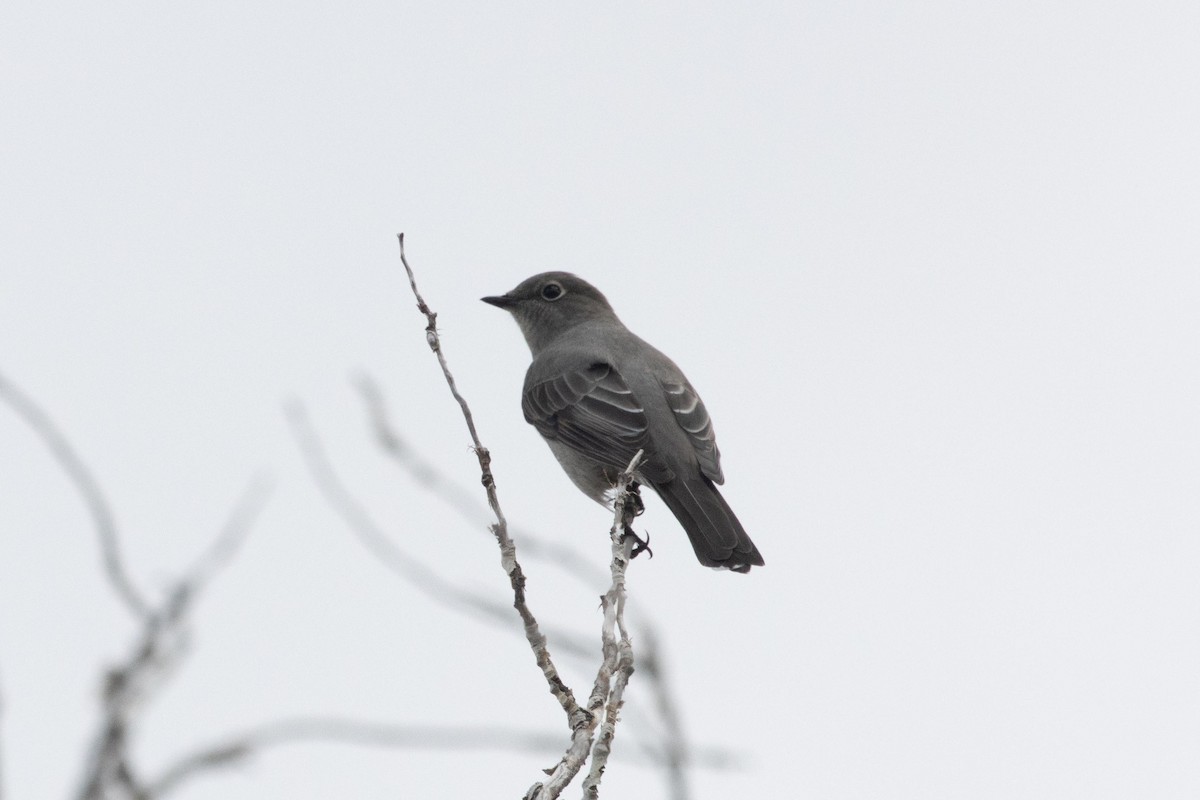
[523,362,657,476]
[661,379,724,484]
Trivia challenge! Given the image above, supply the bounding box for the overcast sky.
[2,3,1198,799]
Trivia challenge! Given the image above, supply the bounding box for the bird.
[482,272,763,573]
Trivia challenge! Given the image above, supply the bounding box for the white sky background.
[2,2,1198,798]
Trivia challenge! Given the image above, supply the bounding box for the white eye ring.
[541,282,564,300]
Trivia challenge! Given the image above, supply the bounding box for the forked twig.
[396,235,642,798]
[535,452,642,799]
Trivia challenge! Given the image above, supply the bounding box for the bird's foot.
[621,525,653,560]
[626,481,645,517]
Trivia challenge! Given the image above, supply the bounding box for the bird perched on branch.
[483,272,763,573]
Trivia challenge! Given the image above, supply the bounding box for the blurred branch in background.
[639,629,690,800]
[0,370,149,620]
[72,474,272,800]
[147,717,738,800]
[285,401,593,661]
[0,373,302,797]
[0,370,363,799]
[355,374,606,586]
[148,719,567,798]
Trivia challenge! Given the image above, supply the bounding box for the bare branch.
[532,452,642,800]
[579,490,639,798]
[396,234,586,730]
[0,369,150,619]
[356,374,709,797]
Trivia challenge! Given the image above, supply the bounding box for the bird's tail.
[652,475,764,573]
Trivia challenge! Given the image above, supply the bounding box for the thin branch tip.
[394,238,653,799]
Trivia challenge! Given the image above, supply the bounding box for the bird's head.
[482,272,618,355]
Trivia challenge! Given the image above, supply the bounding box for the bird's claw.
[621,525,653,560]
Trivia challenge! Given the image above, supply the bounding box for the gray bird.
[482,272,763,573]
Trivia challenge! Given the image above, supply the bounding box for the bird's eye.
[541,282,564,301]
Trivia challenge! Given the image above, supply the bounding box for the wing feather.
[662,379,724,483]
[523,363,650,473]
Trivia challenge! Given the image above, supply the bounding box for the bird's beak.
[481,294,515,309]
